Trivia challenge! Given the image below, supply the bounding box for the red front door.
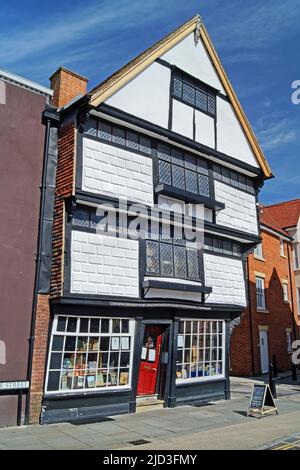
[137,326,164,396]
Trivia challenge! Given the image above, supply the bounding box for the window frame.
[294,245,299,270]
[45,315,135,395]
[176,319,226,384]
[256,277,266,310]
[280,239,285,257]
[282,281,289,303]
[254,243,264,260]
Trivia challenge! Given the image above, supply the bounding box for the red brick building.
[231,206,299,376]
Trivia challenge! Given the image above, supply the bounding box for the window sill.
[155,183,225,211]
[143,278,212,294]
[254,255,265,262]
[257,308,269,313]
[176,375,225,386]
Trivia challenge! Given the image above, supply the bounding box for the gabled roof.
[88,14,272,179]
[260,207,291,237]
[264,199,300,230]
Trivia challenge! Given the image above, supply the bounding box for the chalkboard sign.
[247,384,278,418]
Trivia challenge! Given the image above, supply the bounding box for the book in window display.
[96,372,105,387]
[74,375,85,389]
[86,374,96,388]
[77,337,88,351]
[119,371,129,386]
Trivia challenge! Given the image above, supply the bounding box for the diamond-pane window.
[198,174,210,197]
[72,210,90,228]
[197,159,209,175]
[139,136,151,154]
[186,170,198,194]
[158,160,171,185]
[208,95,216,115]
[98,122,112,141]
[160,243,174,276]
[185,154,197,171]
[112,127,126,146]
[84,118,97,136]
[187,250,199,279]
[171,148,184,166]
[196,90,207,111]
[146,241,159,274]
[174,245,187,278]
[182,83,195,105]
[173,78,182,98]
[157,144,171,162]
[126,131,139,150]
[172,165,185,190]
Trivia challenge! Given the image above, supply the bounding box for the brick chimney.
[49,67,88,109]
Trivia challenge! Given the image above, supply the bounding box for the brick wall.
[204,253,247,306]
[50,68,88,109]
[29,294,50,424]
[71,231,139,297]
[82,137,154,206]
[214,181,258,235]
[231,230,298,376]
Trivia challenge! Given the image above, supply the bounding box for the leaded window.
[176,320,225,382]
[172,72,216,117]
[46,316,135,393]
[157,144,210,198]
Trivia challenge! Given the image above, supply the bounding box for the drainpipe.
[25,118,51,424]
[287,243,297,342]
[246,257,255,377]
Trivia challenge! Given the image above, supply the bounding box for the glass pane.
[84,118,97,136]
[100,337,110,351]
[88,337,99,351]
[196,90,207,111]
[197,159,209,175]
[207,95,216,115]
[174,245,187,278]
[79,318,89,333]
[158,160,171,185]
[160,243,174,276]
[57,316,66,332]
[198,174,210,196]
[213,238,223,253]
[101,319,109,333]
[120,352,130,367]
[112,319,120,333]
[187,250,199,279]
[185,170,197,193]
[65,336,76,351]
[50,353,62,370]
[67,317,77,333]
[171,148,184,166]
[98,352,109,368]
[185,154,197,171]
[182,83,195,105]
[60,372,72,390]
[98,122,112,141]
[52,335,64,351]
[62,353,75,369]
[47,371,60,391]
[146,241,159,273]
[119,369,129,386]
[121,320,129,334]
[87,353,98,372]
[139,136,151,154]
[75,353,86,369]
[77,337,88,351]
[112,127,125,146]
[90,319,100,333]
[157,143,171,162]
[172,165,185,190]
[72,210,89,228]
[126,131,139,150]
[173,78,182,98]
[230,171,239,188]
[223,241,232,255]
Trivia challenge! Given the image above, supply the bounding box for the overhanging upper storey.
[87,15,272,180]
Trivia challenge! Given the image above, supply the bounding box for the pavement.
[0,373,300,450]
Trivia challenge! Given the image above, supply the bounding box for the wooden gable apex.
[88,15,272,179]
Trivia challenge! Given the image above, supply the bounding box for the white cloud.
[255,117,297,151]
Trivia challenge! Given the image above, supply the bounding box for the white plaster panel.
[194,110,215,148]
[162,33,225,94]
[105,62,170,128]
[71,231,139,297]
[171,100,194,139]
[214,180,258,235]
[82,137,154,206]
[217,97,259,168]
[204,253,246,306]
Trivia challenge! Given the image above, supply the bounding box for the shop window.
[176,320,225,383]
[46,316,135,393]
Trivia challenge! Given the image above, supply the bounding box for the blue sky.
[1,0,299,205]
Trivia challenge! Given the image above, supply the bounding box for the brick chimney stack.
[49,67,88,109]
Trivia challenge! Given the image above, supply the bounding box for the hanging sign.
[247,384,278,418]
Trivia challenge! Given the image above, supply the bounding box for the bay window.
[46,316,135,393]
[176,320,225,383]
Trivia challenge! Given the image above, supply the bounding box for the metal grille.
[198,174,210,196]
[172,165,185,190]
[160,243,174,276]
[196,90,207,111]
[158,160,171,185]
[126,131,139,150]
[187,250,199,279]
[185,170,198,193]
[182,83,195,105]
[174,245,187,278]
[146,241,159,274]
[98,122,112,141]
